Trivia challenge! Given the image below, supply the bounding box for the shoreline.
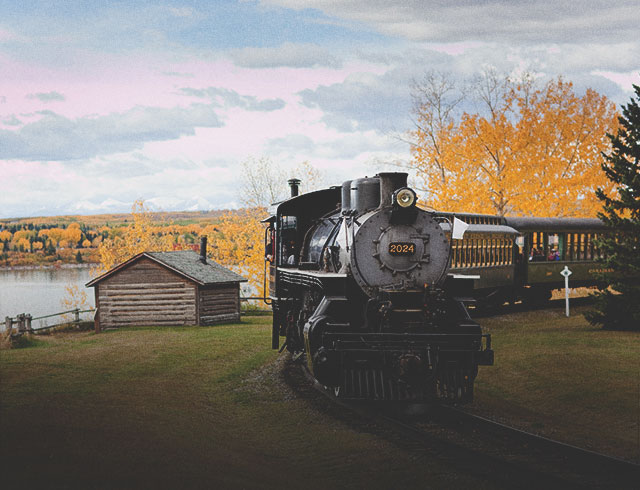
[0,263,99,272]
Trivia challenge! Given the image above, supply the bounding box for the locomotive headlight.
[394,188,416,208]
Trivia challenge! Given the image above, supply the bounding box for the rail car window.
[566,232,586,261]
[526,232,602,262]
[545,233,561,261]
[514,236,524,264]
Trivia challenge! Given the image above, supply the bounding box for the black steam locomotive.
[263,173,495,403]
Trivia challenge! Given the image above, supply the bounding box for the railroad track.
[284,359,639,489]
[469,295,595,318]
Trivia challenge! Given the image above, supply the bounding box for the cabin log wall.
[97,257,197,327]
[199,284,240,325]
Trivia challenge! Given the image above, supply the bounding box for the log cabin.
[86,239,246,330]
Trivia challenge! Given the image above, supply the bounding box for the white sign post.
[560,266,572,317]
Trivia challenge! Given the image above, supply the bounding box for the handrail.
[4,308,96,335]
[31,308,96,321]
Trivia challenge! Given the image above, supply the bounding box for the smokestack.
[200,236,207,264]
[288,178,301,197]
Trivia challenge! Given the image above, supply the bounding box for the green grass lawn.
[473,305,640,462]
[1,317,492,490]
[2,309,638,489]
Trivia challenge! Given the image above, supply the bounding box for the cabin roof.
[86,250,247,287]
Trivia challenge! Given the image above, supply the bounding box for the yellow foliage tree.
[409,72,619,217]
[64,223,82,244]
[93,200,266,297]
[60,284,90,322]
[97,200,177,272]
[205,208,266,295]
[16,237,30,251]
[61,284,90,311]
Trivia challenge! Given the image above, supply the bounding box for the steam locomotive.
[263,173,496,403]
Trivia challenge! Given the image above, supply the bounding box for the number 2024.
[390,243,415,254]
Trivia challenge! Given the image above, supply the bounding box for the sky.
[1,0,639,218]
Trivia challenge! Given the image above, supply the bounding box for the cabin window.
[279,216,298,265]
[264,224,275,262]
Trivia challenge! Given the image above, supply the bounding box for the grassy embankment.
[0,316,491,490]
[1,307,638,489]
[473,304,640,462]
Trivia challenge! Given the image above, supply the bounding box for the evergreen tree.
[586,84,640,330]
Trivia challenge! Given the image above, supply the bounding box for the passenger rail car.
[263,173,495,403]
[443,215,609,307]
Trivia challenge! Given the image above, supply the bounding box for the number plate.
[388,242,416,256]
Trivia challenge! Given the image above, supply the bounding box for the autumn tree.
[240,156,287,208]
[97,200,176,272]
[409,71,619,216]
[240,156,325,207]
[294,160,325,195]
[204,208,266,295]
[586,85,640,331]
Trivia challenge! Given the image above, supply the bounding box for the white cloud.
[179,86,286,111]
[229,42,342,69]
[0,103,223,161]
[26,91,66,102]
[591,71,640,93]
[260,1,640,44]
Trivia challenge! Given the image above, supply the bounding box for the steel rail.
[293,361,639,489]
[440,404,639,473]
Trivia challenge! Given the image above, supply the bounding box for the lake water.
[0,267,96,326]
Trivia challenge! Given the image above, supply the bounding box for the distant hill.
[0,209,231,228]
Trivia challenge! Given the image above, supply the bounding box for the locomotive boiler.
[264,173,496,402]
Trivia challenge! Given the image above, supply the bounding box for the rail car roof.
[439,223,519,235]
[503,216,606,232]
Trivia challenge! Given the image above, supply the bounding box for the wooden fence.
[4,308,96,337]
